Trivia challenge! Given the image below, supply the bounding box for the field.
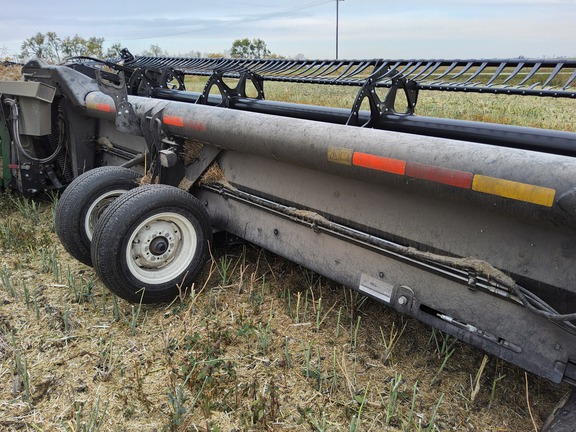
[1,64,575,431]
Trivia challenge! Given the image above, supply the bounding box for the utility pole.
[336,0,344,59]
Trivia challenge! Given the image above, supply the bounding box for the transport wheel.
[91,184,212,303]
[55,166,141,266]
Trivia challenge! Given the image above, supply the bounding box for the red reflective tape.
[352,152,406,175]
[184,119,207,132]
[97,103,111,112]
[163,115,205,130]
[405,162,473,189]
[8,164,19,169]
[164,115,184,127]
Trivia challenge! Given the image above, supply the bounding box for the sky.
[1,0,575,60]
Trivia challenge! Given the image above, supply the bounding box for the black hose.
[3,98,64,164]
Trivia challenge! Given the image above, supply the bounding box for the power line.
[121,0,333,41]
[336,0,345,59]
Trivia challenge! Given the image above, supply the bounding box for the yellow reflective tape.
[472,175,556,207]
[86,100,98,110]
[328,147,353,166]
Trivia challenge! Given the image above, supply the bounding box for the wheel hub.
[149,236,169,255]
[131,220,181,268]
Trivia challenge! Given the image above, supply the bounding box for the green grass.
[184,75,576,132]
[0,193,568,430]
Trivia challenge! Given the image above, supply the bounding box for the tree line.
[15,32,291,63]
[19,32,123,63]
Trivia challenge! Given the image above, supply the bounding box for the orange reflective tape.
[86,101,112,112]
[164,115,184,127]
[352,152,406,175]
[97,103,111,112]
[472,175,556,207]
[86,100,113,112]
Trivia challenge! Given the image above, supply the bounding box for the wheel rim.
[85,189,128,241]
[126,212,198,285]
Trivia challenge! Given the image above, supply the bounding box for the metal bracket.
[140,107,167,154]
[95,69,142,135]
[119,48,135,63]
[127,67,185,96]
[347,65,419,127]
[541,388,576,432]
[196,69,265,107]
[180,145,221,191]
[0,102,12,189]
[565,359,576,385]
[393,285,415,313]
[138,104,172,181]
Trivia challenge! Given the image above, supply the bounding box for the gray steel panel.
[196,187,576,385]
[216,150,576,296]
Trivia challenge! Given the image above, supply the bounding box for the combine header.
[1,50,575,429]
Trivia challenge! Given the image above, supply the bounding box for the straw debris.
[0,64,22,81]
[182,139,206,165]
[199,162,226,185]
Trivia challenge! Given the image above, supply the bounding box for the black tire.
[91,184,212,303]
[55,166,141,266]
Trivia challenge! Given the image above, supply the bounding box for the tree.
[44,32,62,62]
[1,45,10,61]
[175,50,202,58]
[230,38,271,59]
[84,36,105,58]
[21,32,50,62]
[61,35,105,58]
[140,44,169,57]
[20,32,106,62]
[106,43,123,59]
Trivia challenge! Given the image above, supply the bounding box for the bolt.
[378,272,384,278]
[398,296,408,305]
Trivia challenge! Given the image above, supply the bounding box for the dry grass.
[0,67,573,431]
[0,64,22,81]
[0,197,569,431]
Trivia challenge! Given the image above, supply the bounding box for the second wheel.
[91,184,212,303]
[55,166,141,266]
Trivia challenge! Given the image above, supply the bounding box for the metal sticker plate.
[359,273,394,303]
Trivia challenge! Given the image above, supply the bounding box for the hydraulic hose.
[3,98,64,164]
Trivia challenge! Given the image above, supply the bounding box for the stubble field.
[1,63,574,431]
